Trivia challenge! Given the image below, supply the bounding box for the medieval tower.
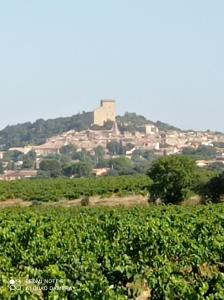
[93,100,116,126]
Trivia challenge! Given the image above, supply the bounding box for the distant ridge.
[0,112,181,150]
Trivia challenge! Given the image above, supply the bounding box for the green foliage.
[96,158,110,168]
[116,113,181,133]
[0,175,151,202]
[125,143,135,151]
[60,144,77,158]
[182,145,217,159]
[7,161,16,170]
[147,155,199,204]
[90,120,114,130]
[133,160,153,174]
[63,162,93,178]
[94,145,105,160]
[26,150,37,161]
[72,150,93,164]
[213,141,224,148]
[0,205,224,299]
[74,162,93,177]
[199,171,224,203]
[0,110,182,150]
[39,159,62,177]
[6,150,23,162]
[22,156,34,169]
[0,160,4,174]
[196,169,217,188]
[116,112,149,126]
[207,161,224,172]
[110,157,134,175]
[107,141,125,155]
[154,120,181,131]
[130,150,159,175]
[0,113,91,149]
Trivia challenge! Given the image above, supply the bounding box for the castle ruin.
[86,100,116,126]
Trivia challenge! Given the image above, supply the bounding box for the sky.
[0,0,224,131]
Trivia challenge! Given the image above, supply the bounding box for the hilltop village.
[1,100,224,180]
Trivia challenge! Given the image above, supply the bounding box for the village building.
[0,170,38,181]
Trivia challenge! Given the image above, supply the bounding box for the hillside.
[0,112,181,150]
[117,113,181,133]
[0,113,92,149]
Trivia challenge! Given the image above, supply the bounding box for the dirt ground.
[61,195,149,207]
[0,195,149,209]
[0,194,203,209]
[0,199,31,208]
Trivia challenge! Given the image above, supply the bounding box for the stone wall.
[93,100,116,126]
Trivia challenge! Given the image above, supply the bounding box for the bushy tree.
[133,160,152,174]
[39,159,61,177]
[74,162,93,177]
[63,162,93,177]
[182,145,217,159]
[72,150,93,164]
[147,155,199,204]
[110,156,134,175]
[22,150,36,169]
[8,150,23,162]
[199,172,224,203]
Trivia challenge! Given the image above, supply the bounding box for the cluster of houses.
[1,100,224,180]
[5,123,224,157]
[0,123,224,181]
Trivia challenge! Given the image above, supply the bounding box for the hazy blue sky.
[0,1,223,131]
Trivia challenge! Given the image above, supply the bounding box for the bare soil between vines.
[0,195,149,208]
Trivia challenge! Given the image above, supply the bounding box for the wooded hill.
[0,112,181,150]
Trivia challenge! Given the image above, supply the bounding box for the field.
[0,175,151,202]
[0,195,149,209]
[0,205,224,299]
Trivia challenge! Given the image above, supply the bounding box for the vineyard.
[0,205,224,299]
[0,175,151,202]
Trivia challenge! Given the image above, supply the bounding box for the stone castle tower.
[93,100,116,126]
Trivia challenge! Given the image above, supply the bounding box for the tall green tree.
[147,155,199,204]
[0,161,4,174]
[63,162,93,177]
[107,141,125,155]
[72,150,93,164]
[75,162,93,177]
[110,156,134,175]
[94,146,105,159]
[94,146,105,165]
